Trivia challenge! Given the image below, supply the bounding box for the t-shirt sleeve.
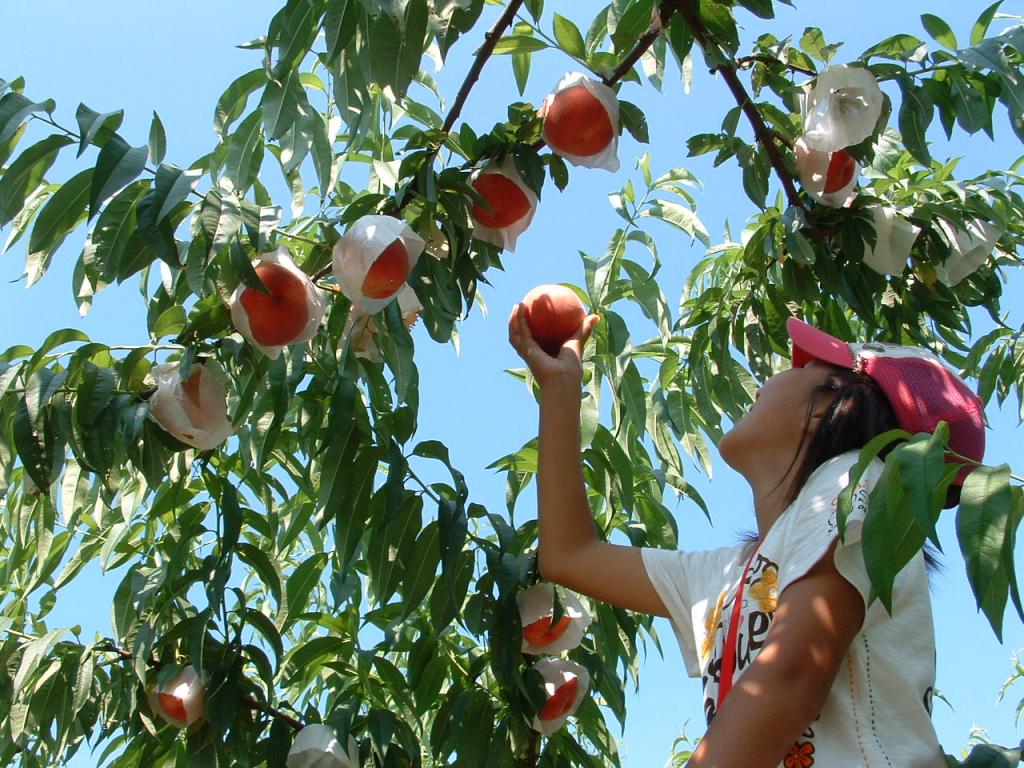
[774,452,885,610]
[641,544,742,677]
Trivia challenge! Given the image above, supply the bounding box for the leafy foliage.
[1,1,1024,766]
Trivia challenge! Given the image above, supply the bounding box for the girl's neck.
[742,457,803,537]
[751,483,793,538]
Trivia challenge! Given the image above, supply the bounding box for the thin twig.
[672,0,805,211]
[240,693,304,731]
[407,466,443,505]
[735,54,816,77]
[313,264,334,282]
[29,113,77,139]
[272,229,321,247]
[442,0,528,134]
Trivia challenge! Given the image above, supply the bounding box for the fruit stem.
[442,0,528,134]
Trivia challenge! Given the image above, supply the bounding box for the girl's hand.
[507,303,600,387]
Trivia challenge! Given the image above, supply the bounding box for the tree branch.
[601,1,680,88]
[442,0,528,134]
[672,0,806,211]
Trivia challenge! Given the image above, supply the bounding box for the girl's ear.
[806,381,839,434]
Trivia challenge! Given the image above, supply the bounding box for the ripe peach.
[361,237,410,299]
[332,215,425,314]
[149,665,206,729]
[543,84,614,158]
[823,150,856,194]
[471,173,532,229]
[522,284,586,356]
[157,692,188,723]
[523,614,572,647]
[239,262,311,346]
[149,362,236,451]
[539,678,580,721]
[180,365,204,411]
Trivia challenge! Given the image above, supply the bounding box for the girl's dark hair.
[785,366,900,505]
[783,365,942,575]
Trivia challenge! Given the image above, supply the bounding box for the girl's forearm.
[536,380,600,580]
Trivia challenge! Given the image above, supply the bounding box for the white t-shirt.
[642,451,947,768]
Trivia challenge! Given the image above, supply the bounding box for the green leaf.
[224,108,265,192]
[270,0,321,78]
[0,92,55,146]
[75,362,116,426]
[398,0,429,99]
[861,34,927,62]
[950,73,989,134]
[638,200,709,245]
[698,0,739,53]
[13,396,50,490]
[261,71,301,140]
[453,689,495,766]
[283,635,349,680]
[402,521,440,618]
[283,552,328,630]
[735,0,773,19]
[214,69,267,136]
[957,464,1014,638]
[236,542,283,609]
[208,189,242,257]
[74,103,124,157]
[921,13,957,49]
[512,52,531,96]
[89,134,148,219]
[26,168,92,275]
[12,628,66,691]
[971,1,1003,46]
[619,101,649,144]
[148,111,167,164]
[148,163,202,225]
[862,459,926,613]
[492,35,548,55]
[896,75,934,166]
[553,13,586,59]
[959,742,1022,767]
[0,134,73,226]
[324,0,358,63]
[86,179,149,284]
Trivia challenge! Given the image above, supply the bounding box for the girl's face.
[719,360,838,474]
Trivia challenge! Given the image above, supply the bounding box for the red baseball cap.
[787,317,985,485]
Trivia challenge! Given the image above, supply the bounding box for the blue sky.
[3,1,1024,765]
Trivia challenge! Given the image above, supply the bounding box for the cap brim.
[787,317,855,369]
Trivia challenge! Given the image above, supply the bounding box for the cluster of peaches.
[148,665,359,767]
[793,65,1001,282]
[146,582,594,761]
[517,583,595,735]
[146,71,618,451]
[141,74,616,761]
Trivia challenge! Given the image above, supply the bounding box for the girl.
[508,308,985,768]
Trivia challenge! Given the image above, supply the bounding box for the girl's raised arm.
[508,304,668,618]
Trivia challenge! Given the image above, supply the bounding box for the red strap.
[717,543,761,709]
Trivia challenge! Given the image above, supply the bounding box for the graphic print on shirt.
[700,552,779,725]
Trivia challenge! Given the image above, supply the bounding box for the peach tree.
[2,1,1024,766]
